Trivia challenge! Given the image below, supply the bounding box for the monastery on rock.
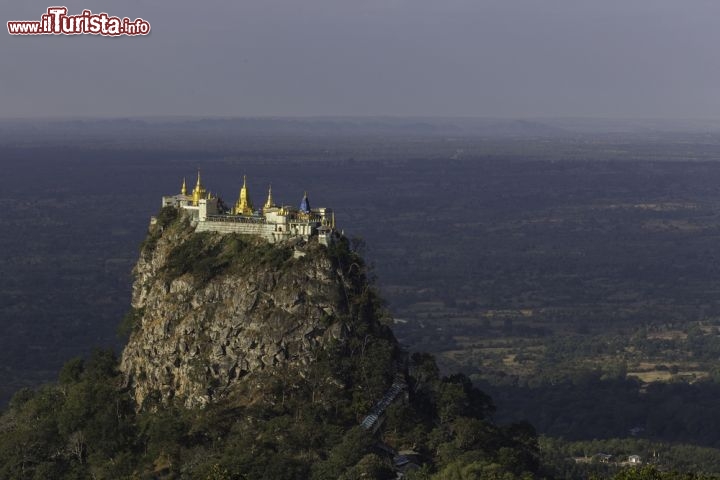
[160,171,337,245]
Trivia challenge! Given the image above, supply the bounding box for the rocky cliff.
[120,207,399,409]
[0,206,543,480]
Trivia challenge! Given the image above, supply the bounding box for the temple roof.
[299,192,310,213]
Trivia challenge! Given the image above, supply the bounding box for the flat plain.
[4,120,720,446]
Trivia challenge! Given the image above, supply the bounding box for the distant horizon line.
[3,115,720,123]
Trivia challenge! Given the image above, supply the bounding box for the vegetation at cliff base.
[0,350,137,479]
[0,350,542,480]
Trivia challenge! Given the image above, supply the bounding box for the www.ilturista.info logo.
[8,7,151,36]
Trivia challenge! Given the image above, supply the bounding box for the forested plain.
[5,120,720,475]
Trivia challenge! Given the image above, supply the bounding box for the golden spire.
[181,177,187,196]
[234,174,254,215]
[191,169,207,206]
[264,184,275,210]
[332,211,335,229]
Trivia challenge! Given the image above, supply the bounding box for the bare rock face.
[119,209,387,409]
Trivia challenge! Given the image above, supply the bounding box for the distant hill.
[0,116,570,141]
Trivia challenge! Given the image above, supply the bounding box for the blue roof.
[300,193,311,213]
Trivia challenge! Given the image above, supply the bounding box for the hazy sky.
[3,0,720,119]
